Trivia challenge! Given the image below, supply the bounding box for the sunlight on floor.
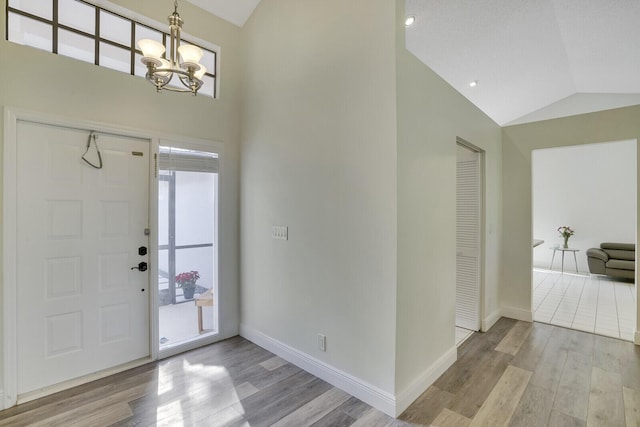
[155,360,249,425]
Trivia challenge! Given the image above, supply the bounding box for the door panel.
[456,144,481,331]
[16,121,150,395]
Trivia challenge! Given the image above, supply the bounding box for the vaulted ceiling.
[405,0,640,125]
[187,0,640,126]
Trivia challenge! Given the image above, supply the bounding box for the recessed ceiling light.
[405,15,416,27]
[469,80,479,87]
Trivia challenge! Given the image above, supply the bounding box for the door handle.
[131,262,148,272]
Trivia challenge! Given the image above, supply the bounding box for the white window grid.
[6,0,217,98]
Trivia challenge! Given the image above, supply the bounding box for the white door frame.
[456,137,486,331]
[2,108,160,409]
[155,138,224,361]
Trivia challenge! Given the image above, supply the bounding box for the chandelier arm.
[146,65,202,94]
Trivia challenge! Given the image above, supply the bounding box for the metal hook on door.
[82,132,103,169]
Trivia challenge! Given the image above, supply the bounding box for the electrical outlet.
[317,334,326,352]
[272,225,289,240]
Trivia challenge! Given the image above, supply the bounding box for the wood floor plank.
[546,326,574,353]
[0,383,148,426]
[431,408,471,427]
[243,376,333,427]
[619,344,640,392]
[27,402,134,427]
[311,396,371,427]
[592,335,623,374]
[509,322,553,372]
[309,409,356,427]
[238,362,302,390]
[457,318,517,360]
[623,386,640,427]
[547,410,585,427]
[200,405,247,427]
[567,330,595,356]
[508,384,554,427]
[346,408,393,427]
[235,381,260,400]
[528,331,568,393]
[495,321,533,355]
[260,356,289,371]
[448,350,513,419]
[586,366,625,426]
[468,365,532,427]
[551,351,592,421]
[0,368,157,424]
[333,396,372,419]
[398,385,455,425]
[271,387,350,427]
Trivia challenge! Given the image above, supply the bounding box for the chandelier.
[138,1,205,95]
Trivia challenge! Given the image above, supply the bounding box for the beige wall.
[240,0,399,393]
[394,0,503,397]
[241,0,504,412]
[502,105,640,342]
[0,0,242,396]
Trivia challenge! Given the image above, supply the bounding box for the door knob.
[131,262,148,272]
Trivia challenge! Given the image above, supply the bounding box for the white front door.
[456,143,481,331]
[16,120,150,395]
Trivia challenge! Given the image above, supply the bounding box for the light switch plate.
[272,225,288,240]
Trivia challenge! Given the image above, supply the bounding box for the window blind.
[159,147,218,173]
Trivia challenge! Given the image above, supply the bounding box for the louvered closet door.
[456,144,481,331]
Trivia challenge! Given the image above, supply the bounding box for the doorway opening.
[532,140,637,341]
[158,146,219,350]
[456,139,484,345]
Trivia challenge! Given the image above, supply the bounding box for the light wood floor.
[0,318,638,426]
[401,318,640,426]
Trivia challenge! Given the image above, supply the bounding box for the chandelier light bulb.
[138,39,165,59]
[178,44,204,66]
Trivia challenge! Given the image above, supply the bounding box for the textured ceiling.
[405,0,640,125]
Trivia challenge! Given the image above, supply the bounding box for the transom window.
[6,0,217,98]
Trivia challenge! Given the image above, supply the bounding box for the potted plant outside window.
[175,270,200,300]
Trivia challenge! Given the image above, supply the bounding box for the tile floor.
[455,326,474,346]
[159,301,215,348]
[533,268,636,341]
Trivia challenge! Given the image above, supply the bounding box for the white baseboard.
[482,309,502,332]
[394,346,457,416]
[240,324,397,417]
[500,306,533,323]
[635,330,640,346]
[0,390,4,410]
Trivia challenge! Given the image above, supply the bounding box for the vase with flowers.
[557,226,574,248]
[176,270,200,300]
